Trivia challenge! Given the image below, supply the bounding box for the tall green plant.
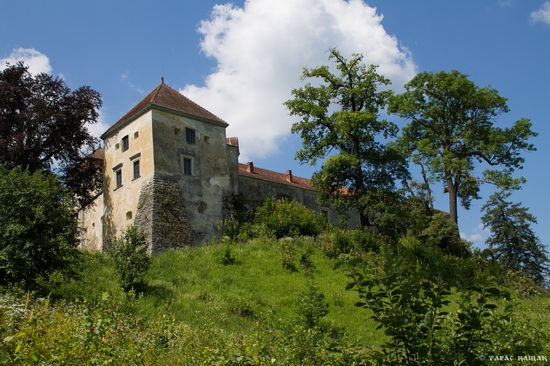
[109,226,150,291]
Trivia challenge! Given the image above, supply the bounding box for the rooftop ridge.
[102,82,226,138]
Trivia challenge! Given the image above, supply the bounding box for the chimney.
[286,169,293,182]
[246,162,254,173]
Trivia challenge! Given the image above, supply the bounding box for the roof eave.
[100,103,228,140]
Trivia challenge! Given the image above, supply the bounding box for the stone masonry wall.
[134,177,191,254]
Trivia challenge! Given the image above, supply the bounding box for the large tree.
[284,49,408,228]
[482,190,549,286]
[0,61,103,207]
[388,70,536,225]
[0,166,80,289]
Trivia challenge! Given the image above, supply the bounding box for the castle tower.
[81,81,235,252]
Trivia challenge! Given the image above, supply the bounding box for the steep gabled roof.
[102,81,226,138]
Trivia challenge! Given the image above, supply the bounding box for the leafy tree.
[0,61,103,207]
[0,166,80,289]
[482,190,549,286]
[109,225,150,291]
[285,48,408,228]
[389,70,536,226]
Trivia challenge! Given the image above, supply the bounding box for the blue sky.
[1,0,549,250]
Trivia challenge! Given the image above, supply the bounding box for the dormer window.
[185,128,196,145]
[122,135,129,151]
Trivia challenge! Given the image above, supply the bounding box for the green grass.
[133,237,383,346]
[3,236,549,364]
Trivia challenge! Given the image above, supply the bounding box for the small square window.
[185,128,196,145]
[183,157,192,176]
[115,169,122,189]
[122,135,129,151]
[132,159,140,179]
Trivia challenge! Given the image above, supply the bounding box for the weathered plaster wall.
[151,109,233,244]
[102,112,154,248]
[78,194,104,251]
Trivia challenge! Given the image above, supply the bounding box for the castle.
[79,81,359,252]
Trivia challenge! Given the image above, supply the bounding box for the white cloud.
[181,0,417,162]
[530,2,550,24]
[461,223,489,245]
[0,48,53,74]
[86,108,110,141]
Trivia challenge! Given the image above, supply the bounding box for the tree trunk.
[447,180,458,225]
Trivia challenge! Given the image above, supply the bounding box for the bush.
[419,212,471,257]
[321,228,380,257]
[295,280,330,328]
[109,226,150,291]
[254,196,328,239]
[0,167,80,290]
[342,255,549,365]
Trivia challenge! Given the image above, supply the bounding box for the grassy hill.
[1,235,549,364]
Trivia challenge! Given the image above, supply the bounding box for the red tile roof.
[238,163,315,191]
[102,81,226,138]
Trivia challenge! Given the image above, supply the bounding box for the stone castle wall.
[134,177,191,254]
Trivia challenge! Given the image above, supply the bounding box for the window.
[185,128,196,145]
[122,135,129,151]
[132,159,140,179]
[134,131,139,139]
[115,168,122,189]
[183,157,192,176]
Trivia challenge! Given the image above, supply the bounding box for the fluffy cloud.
[182,0,416,162]
[86,108,110,141]
[460,223,489,245]
[530,2,550,24]
[0,48,52,74]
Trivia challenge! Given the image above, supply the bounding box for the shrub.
[419,212,471,258]
[341,255,549,365]
[0,167,80,290]
[109,225,150,291]
[320,228,380,257]
[295,280,330,328]
[254,196,327,238]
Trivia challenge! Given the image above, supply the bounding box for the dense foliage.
[482,190,549,286]
[253,196,328,238]
[388,70,537,226]
[109,225,151,291]
[0,61,103,208]
[285,48,408,228]
[0,166,79,290]
[1,235,548,365]
[342,246,548,365]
